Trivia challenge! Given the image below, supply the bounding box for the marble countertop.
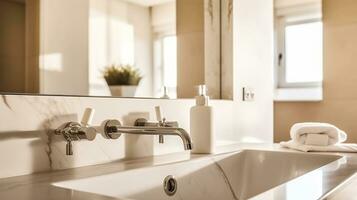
[0,143,356,200]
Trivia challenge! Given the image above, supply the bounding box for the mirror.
[0,0,233,99]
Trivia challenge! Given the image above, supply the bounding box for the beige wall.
[25,0,40,93]
[274,0,357,143]
[40,0,89,95]
[0,0,26,93]
[221,0,233,100]
[177,0,222,99]
[177,0,205,98]
[204,0,221,99]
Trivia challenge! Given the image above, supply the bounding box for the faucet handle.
[81,108,95,126]
[56,122,97,141]
[155,106,164,122]
[154,106,164,144]
[152,106,179,128]
[55,121,97,155]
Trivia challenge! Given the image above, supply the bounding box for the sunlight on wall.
[39,53,63,72]
[109,19,135,65]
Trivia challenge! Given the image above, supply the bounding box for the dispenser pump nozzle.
[198,85,207,96]
[195,85,209,106]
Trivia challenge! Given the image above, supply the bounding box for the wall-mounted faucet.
[55,107,192,156]
[54,108,97,155]
[102,106,193,150]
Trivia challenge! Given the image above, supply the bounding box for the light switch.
[243,87,255,101]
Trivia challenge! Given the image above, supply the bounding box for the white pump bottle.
[190,85,214,154]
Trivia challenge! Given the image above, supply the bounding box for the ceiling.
[124,0,175,7]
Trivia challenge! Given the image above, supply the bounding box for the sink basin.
[53,150,342,200]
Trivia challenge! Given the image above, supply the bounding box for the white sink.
[53,150,342,200]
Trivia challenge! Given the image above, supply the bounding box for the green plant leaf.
[103,64,143,86]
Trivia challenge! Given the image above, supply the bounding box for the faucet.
[55,107,193,155]
[101,106,193,150]
[54,108,97,155]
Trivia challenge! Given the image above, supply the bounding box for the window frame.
[276,16,323,88]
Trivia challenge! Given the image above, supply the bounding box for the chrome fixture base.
[103,119,122,139]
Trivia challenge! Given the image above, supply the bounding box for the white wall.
[233,0,274,143]
[127,2,153,97]
[40,0,89,95]
[151,1,176,36]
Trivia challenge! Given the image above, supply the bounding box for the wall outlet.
[243,87,255,101]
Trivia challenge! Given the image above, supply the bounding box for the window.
[153,35,177,98]
[162,36,177,90]
[277,18,323,88]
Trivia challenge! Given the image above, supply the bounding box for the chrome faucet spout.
[103,120,193,150]
[175,128,193,150]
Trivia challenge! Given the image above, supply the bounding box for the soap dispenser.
[190,85,214,154]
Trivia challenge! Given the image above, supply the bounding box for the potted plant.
[103,64,143,97]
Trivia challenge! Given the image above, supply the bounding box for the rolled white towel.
[290,122,347,146]
[305,133,329,146]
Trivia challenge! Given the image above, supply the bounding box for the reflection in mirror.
[275,0,323,90]
[0,0,233,99]
[0,0,35,93]
[44,0,179,98]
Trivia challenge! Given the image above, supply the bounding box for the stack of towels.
[280,122,357,152]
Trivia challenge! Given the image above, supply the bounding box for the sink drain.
[163,175,177,196]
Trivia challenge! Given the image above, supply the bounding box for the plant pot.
[109,85,138,97]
